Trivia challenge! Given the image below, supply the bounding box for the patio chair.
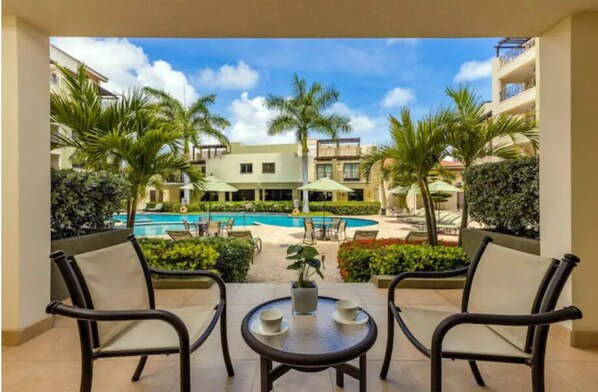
[138,202,147,212]
[146,203,163,212]
[302,218,317,244]
[223,217,235,236]
[228,230,262,263]
[45,235,234,392]
[181,219,198,236]
[352,230,379,241]
[380,236,583,392]
[406,230,428,243]
[206,220,221,236]
[166,229,194,241]
[333,220,348,242]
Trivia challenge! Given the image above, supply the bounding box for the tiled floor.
[4,284,598,391]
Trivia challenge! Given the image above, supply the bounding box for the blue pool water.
[115,212,377,237]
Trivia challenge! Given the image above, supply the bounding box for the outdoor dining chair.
[333,220,348,242]
[206,220,221,236]
[352,230,379,241]
[166,229,194,241]
[181,219,199,236]
[222,217,235,236]
[302,217,317,244]
[45,235,234,392]
[380,236,583,392]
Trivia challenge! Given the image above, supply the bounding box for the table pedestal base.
[260,354,367,392]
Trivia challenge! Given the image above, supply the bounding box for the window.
[348,189,364,201]
[240,163,253,174]
[232,189,255,201]
[309,191,332,202]
[343,163,360,181]
[50,73,59,86]
[264,189,292,201]
[262,162,275,173]
[201,192,218,202]
[317,164,332,179]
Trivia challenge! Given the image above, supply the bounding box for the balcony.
[500,75,536,102]
[316,138,361,160]
[496,37,535,66]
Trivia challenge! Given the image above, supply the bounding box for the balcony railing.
[316,146,361,159]
[499,38,535,66]
[342,177,361,182]
[500,75,536,102]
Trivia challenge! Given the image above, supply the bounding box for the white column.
[539,12,598,346]
[2,16,51,340]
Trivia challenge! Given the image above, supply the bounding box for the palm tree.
[444,85,538,232]
[363,109,449,245]
[144,87,230,202]
[266,75,352,213]
[51,65,203,227]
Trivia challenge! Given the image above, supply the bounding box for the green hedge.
[155,200,380,215]
[337,238,467,282]
[463,157,539,238]
[139,237,254,283]
[51,169,129,239]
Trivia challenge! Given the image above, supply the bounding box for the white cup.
[336,300,362,322]
[259,309,283,333]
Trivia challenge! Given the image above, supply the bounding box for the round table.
[241,297,377,392]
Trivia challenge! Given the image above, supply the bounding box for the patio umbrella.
[180,175,238,220]
[390,181,462,217]
[298,177,354,236]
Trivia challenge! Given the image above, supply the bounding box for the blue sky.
[52,37,498,145]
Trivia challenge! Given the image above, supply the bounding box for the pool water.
[114,212,377,237]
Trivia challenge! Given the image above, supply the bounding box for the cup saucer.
[332,311,369,325]
[251,320,289,336]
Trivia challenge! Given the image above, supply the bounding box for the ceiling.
[4,0,598,38]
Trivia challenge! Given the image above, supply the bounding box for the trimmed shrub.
[159,200,381,215]
[139,237,253,283]
[337,238,464,282]
[464,157,539,238]
[51,169,129,239]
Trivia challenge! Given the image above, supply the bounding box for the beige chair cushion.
[399,307,529,358]
[74,242,150,344]
[468,243,554,351]
[96,305,217,353]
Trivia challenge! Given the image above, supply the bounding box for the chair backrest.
[154,203,163,210]
[353,230,379,241]
[228,230,252,240]
[226,217,235,230]
[338,220,347,232]
[304,218,315,232]
[181,219,190,231]
[51,237,154,348]
[207,220,220,233]
[166,229,193,241]
[463,238,558,352]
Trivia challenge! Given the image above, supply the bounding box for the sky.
[51,37,498,145]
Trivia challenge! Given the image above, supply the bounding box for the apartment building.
[151,137,383,204]
[50,44,115,169]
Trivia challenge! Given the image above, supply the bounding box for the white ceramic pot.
[291,281,318,314]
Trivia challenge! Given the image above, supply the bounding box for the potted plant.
[286,244,325,314]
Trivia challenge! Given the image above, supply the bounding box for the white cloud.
[227,92,294,145]
[51,37,198,103]
[386,38,419,46]
[454,58,493,82]
[381,87,416,108]
[196,61,259,90]
[329,102,385,135]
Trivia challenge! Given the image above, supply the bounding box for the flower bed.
[337,238,467,282]
[139,237,254,283]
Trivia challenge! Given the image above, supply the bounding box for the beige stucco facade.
[3,0,598,347]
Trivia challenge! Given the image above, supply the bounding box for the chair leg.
[531,360,545,392]
[179,347,191,392]
[131,355,148,382]
[468,360,485,386]
[380,305,394,380]
[220,305,235,377]
[80,353,93,392]
[431,351,443,392]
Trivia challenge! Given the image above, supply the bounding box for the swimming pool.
[115,212,377,237]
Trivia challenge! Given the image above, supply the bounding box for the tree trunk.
[420,179,438,245]
[127,185,139,228]
[301,145,310,213]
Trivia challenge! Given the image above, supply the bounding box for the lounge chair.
[352,230,379,241]
[406,230,428,243]
[228,230,262,262]
[146,203,163,212]
[302,218,316,244]
[45,235,234,392]
[380,236,583,392]
[138,202,147,212]
[166,229,194,241]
